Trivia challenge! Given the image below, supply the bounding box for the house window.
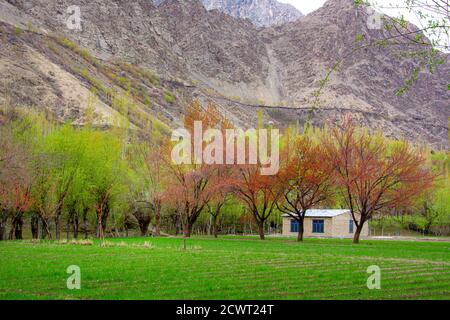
[290,220,299,233]
[312,220,324,233]
[349,220,354,233]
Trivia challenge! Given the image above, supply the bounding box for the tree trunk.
[14,218,23,240]
[213,220,218,239]
[183,222,192,238]
[102,220,107,234]
[258,222,265,240]
[0,223,5,241]
[297,219,304,242]
[101,205,109,235]
[31,213,39,239]
[40,218,46,239]
[40,217,51,239]
[138,219,150,236]
[8,224,14,240]
[174,213,181,236]
[96,218,104,239]
[73,215,79,239]
[0,212,8,241]
[55,214,61,240]
[96,203,109,239]
[353,224,364,244]
[66,216,71,240]
[133,209,151,237]
[9,214,23,240]
[154,200,161,237]
[209,209,219,238]
[83,212,89,239]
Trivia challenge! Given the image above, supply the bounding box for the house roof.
[282,209,350,218]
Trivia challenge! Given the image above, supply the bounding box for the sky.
[278,0,327,15]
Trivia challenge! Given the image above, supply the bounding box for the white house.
[282,209,369,238]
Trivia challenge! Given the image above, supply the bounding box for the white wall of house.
[282,211,369,238]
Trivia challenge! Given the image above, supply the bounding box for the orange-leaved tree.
[276,133,335,241]
[0,183,33,240]
[230,163,282,240]
[164,101,233,237]
[322,116,435,243]
[0,124,33,240]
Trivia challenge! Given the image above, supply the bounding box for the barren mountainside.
[154,0,303,27]
[201,0,303,27]
[0,0,449,148]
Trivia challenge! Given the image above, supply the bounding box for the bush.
[139,68,160,86]
[55,37,102,68]
[14,26,23,36]
[164,91,175,104]
[56,37,76,50]
[117,63,160,86]
[116,76,132,91]
[75,68,110,98]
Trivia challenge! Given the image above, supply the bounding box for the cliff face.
[261,0,450,146]
[0,0,449,148]
[201,0,303,27]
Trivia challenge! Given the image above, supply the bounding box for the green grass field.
[0,237,449,300]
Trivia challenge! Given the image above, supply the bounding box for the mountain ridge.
[201,0,303,27]
[154,0,303,27]
[0,0,448,148]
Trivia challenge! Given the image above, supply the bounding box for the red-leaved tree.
[164,101,233,237]
[322,116,435,243]
[276,134,335,241]
[230,163,282,240]
[0,125,33,240]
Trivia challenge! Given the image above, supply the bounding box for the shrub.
[116,76,132,91]
[55,37,102,68]
[139,68,160,86]
[56,37,76,50]
[164,91,175,104]
[56,239,93,246]
[75,68,110,98]
[14,26,22,36]
[143,94,151,108]
[27,22,36,33]
[142,241,154,249]
[100,241,128,248]
[117,63,160,86]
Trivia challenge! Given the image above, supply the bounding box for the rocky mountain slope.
[201,0,303,27]
[0,0,449,148]
[154,0,303,27]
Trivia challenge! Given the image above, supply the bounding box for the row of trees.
[0,101,446,243]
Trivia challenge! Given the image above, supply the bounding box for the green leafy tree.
[83,129,127,239]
